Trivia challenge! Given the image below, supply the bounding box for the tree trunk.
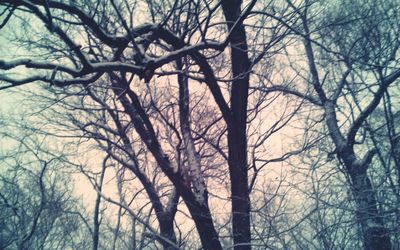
[221,1,252,249]
[348,165,391,250]
[158,215,178,250]
[324,100,392,250]
[93,158,107,250]
[184,197,223,250]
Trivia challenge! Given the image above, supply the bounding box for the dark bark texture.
[348,164,391,250]
[221,1,252,249]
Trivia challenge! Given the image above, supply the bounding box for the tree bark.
[158,214,178,250]
[177,59,207,204]
[221,1,252,249]
[325,101,392,250]
[347,164,391,250]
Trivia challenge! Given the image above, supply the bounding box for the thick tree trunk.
[184,198,223,250]
[347,164,391,250]
[324,100,392,250]
[158,215,178,250]
[227,128,251,250]
[221,1,252,249]
[138,174,178,250]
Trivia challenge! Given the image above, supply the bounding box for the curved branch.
[347,68,400,145]
[252,85,322,106]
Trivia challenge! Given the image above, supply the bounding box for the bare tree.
[0,0,290,249]
[2,0,399,249]
[0,130,89,249]
[257,0,400,249]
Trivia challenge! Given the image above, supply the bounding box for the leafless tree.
[0,0,291,249]
[0,129,90,249]
[257,0,400,249]
[1,0,399,249]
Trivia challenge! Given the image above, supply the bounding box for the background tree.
[258,0,400,249]
[0,126,90,249]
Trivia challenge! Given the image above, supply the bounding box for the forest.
[0,0,399,249]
